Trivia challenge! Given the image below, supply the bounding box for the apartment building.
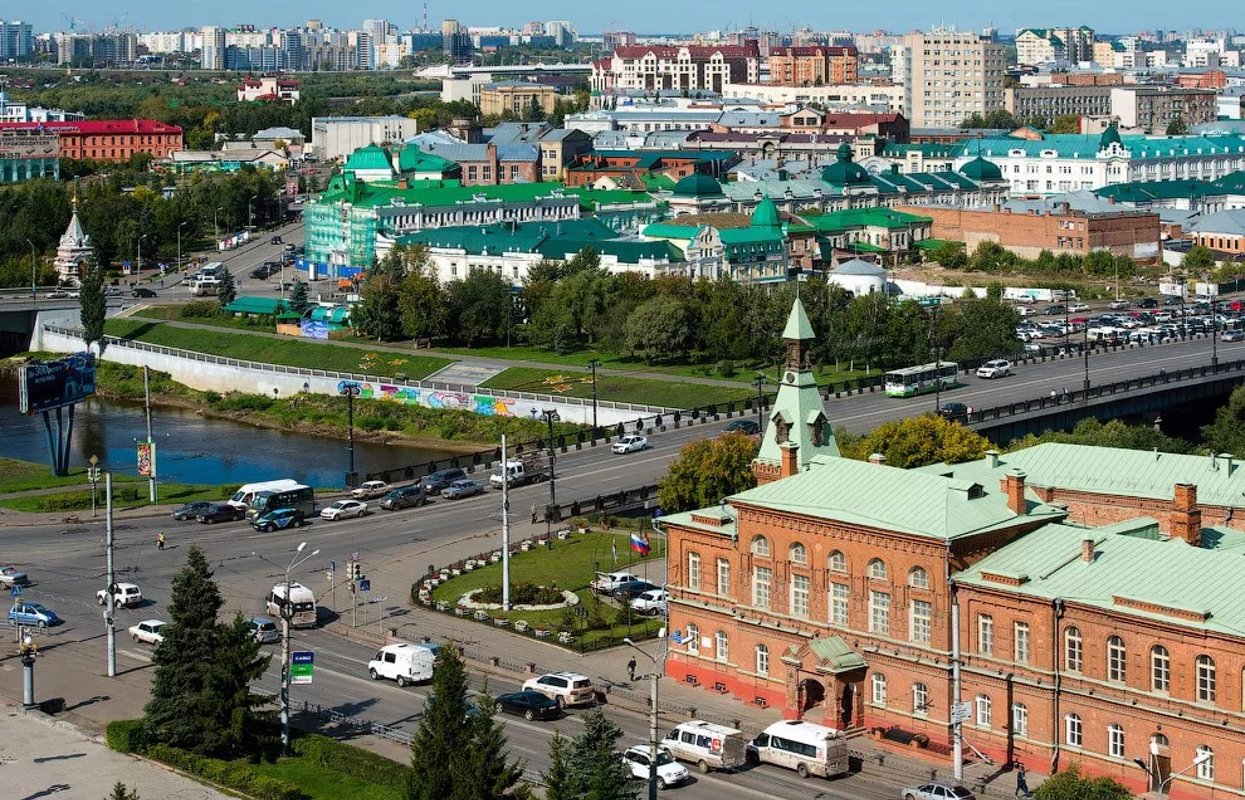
[1015,26,1096,66]
[767,46,858,86]
[895,31,1007,128]
[478,83,559,118]
[591,42,761,95]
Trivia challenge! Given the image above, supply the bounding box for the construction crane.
[60,12,93,32]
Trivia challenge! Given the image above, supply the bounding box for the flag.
[630,531,651,557]
[611,538,618,565]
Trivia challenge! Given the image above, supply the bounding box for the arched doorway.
[1150,733,1171,792]
[838,682,855,728]
[797,678,826,715]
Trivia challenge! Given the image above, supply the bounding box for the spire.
[782,296,815,341]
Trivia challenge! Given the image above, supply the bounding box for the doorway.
[839,682,855,728]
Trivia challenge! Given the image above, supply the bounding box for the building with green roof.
[641,203,789,283]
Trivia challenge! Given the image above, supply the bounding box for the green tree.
[840,415,992,468]
[353,270,404,341]
[624,295,695,364]
[445,269,511,346]
[553,709,638,800]
[1083,250,1117,277]
[287,280,310,315]
[1050,114,1081,134]
[1202,385,1245,456]
[78,255,106,348]
[105,783,141,800]
[658,433,759,513]
[399,264,448,347]
[1034,764,1132,800]
[939,298,1022,361]
[449,691,529,800]
[968,240,1017,273]
[215,266,236,307]
[927,240,967,268]
[1166,116,1189,136]
[1013,418,1194,454]
[542,732,575,800]
[409,645,474,800]
[1183,244,1216,274]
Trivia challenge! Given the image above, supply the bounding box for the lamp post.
[1211,298,1219,368]
[623,635,666,800]
[177,221,188,272]
[213,206,224,240]
[542,409,558,510]
[1082,321,1090,392]
[248,194,259,229]
[18,630,38,708]
[752,374,767,427]
[254,542,320,757]
[586,358,601,431]
[137,233,148,277]
[341,384,360,488]
[1156,749,1213,795]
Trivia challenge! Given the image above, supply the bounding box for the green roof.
[961,132,1245,161]
[802,207,931,234]
[960,156,1003,182]
[821,143,871,186]
[781,296,815,340]
[397,219,683,265]
[751,196,781,228]
[913,238,961,250]
[317,173,647,212]
[1095,179,1214,203]
[344,144,394,173]
[672,173,724,197]
[396,147,458,174]
[222,296,289,316]
[642,223,699,240]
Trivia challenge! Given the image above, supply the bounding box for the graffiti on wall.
[336,380,549,419]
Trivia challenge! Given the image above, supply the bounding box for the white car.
[1069,303,1090,313]
[522,672,596,708]
[613,435,649,454]
[97,582,143,608]
[351,480,389,500]
[0,566,29,587]
[128,619,167,645]
[591,571,642,594]
[622,746,689,790]
[320,499,368,520]
[975,359,1012,379]
[1108,299,1131,310]
[902,781,977,800]
[630,588,668,616]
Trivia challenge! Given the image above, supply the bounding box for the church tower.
[753,297,838,485]
[53,191,93,285]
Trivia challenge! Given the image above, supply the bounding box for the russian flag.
[630,532,651,557]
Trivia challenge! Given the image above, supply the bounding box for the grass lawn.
[130,304,278,333]
[481,367,753,410]
[245,757,398,800]
[0,480,235,513]
[103,319,452,380]
[0,457,90,494]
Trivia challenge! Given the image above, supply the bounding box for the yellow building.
[478,82,558,118]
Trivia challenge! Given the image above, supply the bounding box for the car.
[613,435,649,454]
[1069,303,1090,313]
[1137,297,1158,309]
[938,402,970,423]
[441,479,485,500]
[350,480,390,500]
[252,508,306,532]
[1022,342,1043,354]
[975,359,1012,379]
[129,619,167,645]
[522,672,596,708]
[8,602,60,628]
[612,579,660,601]
[132,287,158,298]
[422,468,466,495]
[97,582,143,608]
[0,566,29,587]
[591,571,642,594]
[247,615,280,644]
[1222,330,1245,342]
[270,235,283,245]
[630,588,668,616]
[496,690,561,721]
[66,290,80,299]
[1163,296,1182,306]
[722,419,761,436]
[284,243,296,251]
[104,286,124,297]
[196,503,246,524]
[1040,304,1065,316]
[171,501,217,521]
[622,746,690,790]
[1107,299,1131,310]
[380,484,428,510]
[901,781,977,800]
[320,499,368,520]
[45,290,70,299]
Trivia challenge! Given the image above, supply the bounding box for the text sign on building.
[291,650,315,685]
[950,701,972,724]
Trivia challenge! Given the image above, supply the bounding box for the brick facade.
[0,119,182,162]
[767,46,859,87]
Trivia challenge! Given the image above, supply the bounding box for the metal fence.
[296,699,414,746]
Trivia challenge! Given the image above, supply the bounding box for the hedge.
[292,733,413,792]
[145,744,301,800]
[105,719,149,754]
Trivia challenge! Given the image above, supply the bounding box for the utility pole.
[587,359,600,430]
[543,410,558,509]
[950,580,963,782]
[143,366,156,502]
[624,636,664,800]
[105,472,116,678]
[88,455,99,517]
[1211,299,1219,368]
[177,221,187,272]
[341,384,359,487]
[1083,323,1090,392]
[501,435,510,611]
[752,374,766,426]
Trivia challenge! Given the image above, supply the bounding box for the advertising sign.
[18,352,97,415]
[291,651,315,685]
[137,441,156,478]
[300,319,328,340]
[1158,281,1186,298]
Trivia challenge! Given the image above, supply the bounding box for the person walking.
[530,502,538,525]
[1015,764,1030,799]
[627,657,637,682]
[156,531,166,551]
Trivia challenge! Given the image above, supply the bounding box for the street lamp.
[177,221,188,272]
[248,194,259,229]
[26,238,36,301]
[586,359,601,431]
[213,206,224,240]
[1156,749,1213,795]
[542,409,559,511]
[1083,321,1091,392]
[752,374,767,427]
[623,635,666,800]
[340,384,361,488]
[254,542,320,757]
[18,630,38,709]
[1211,298,1219,368]
[137,233,149,277]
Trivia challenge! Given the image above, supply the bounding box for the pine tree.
[408,645,473,800]
[78,254,106,348]
[105,782,140,800]
[541,732,574,800]
[448,692,528,800]
[568,710,637,800]
[288,280,310,315]
[204,614,273,756]
[216,266,236,307]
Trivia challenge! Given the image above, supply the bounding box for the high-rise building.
[1015,26,1096,65]
[441,19,471,64]
[282,31,304,71]
[897,30,1007,128]
[200,25,226,71]
[767,46,859,86]
[0,20,34,61]
[354,31,373,70]
[545,21,576,47]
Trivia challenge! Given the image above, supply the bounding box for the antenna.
[423,2,427,33]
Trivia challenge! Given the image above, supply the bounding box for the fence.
[295,700,415,746]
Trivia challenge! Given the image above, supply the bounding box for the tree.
[939,298,1022,362]
[448,692,529,800]
[215,265,236,307]
[78,255,106,348]
[927,240,967,269]
[399,265,447,347]
[287,280,310,315]
[353,270,404,341]
[409,645,473,800]
[542,732,575,800]
[545,709,638,800]
[840,415,991,468]
[1034,764,1131,800]
[1202,385,1245,456]
[968,240,1017,273]
[1050,114,1081,134]
[1183,244,1216,274]
[624,295,695,364]
[658,433,759,513]
[1013,417,1194,454]
[1166,116,1189,136]
[105,783,141,800]
[445,269,511,346]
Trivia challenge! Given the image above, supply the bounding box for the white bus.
[266,582,317,628]
[746,720,850,779]
[227,479,303,510]
[884,361,959,398]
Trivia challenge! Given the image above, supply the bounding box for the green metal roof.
[397,219,683,265]
[344,144,394,173]
[396,147,459,174]
[672,173,724,197]
[961,133,1245,161]
[781,297,815,340]
[642,223,699,240]
[1095,179,1215,203]
[802,207,931,233]
[316,173,646,212]
[222,296,289,316]
[913,238,961,250]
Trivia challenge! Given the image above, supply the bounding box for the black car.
[380,484,428,510]
[611,579,660,601]
[171,501,218,521]
[1137,297,1158,309]
[132,287,158,298]
[938,402,970,423]
[496,690,560,721]
[196,503,246,524]
[722,419,761,436]
[422,468,466,495]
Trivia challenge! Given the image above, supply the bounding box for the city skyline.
[22,1,1245,36]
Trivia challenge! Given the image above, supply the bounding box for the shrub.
[716,360,736,378]
[179,301,218,319]
[292,734,412,792]
[475,582,563,605]
[146,745,300,800]
[106,719,148,754]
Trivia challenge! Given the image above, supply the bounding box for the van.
[746,720,849,779]
[228,479,302,510]
[367,643,435,687]
[660,720,747,773]
[266,582,317,628]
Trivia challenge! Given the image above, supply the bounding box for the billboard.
[137,441,155,478]
[18,352,96,415]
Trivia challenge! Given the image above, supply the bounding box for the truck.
[489,452,550,488]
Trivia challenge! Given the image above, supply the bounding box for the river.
[0,373,466,488]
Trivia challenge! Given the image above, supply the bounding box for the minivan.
[660,720,747,773]
[422,468,465,495]
[746,720,849,779]
[266,582,317,628]
[367,643,435,687]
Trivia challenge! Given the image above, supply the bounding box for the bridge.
[417,62,593,80]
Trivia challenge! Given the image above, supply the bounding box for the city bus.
[247,485,316,521]
[884,361,959,398]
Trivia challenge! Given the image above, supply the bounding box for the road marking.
[119,648,151,662]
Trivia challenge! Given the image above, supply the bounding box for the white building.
[895,30,1007,128]
[720,82,905,114]
[200,26,226,70]
[138,31,186,54]
[828,258,888,296]
[0,91,83,123]
[310,116,420,162]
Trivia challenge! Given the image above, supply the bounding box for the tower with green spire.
[754,297,838,484]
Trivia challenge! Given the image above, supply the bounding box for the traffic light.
[351,561,362,580]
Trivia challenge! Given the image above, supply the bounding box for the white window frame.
[686,624,700,656]
[1152,646,1171,692]
[752,565,772,609]
[978,614,994,656]
[1014,621,1031,664]
[687,552,701,591]
[1065,713,1082,747]
[871,672,887,706]
[755,644,769,676]
[1197,655,1217,703]
[868,558,888,580]
[750,535,770,557]
[715,558,730,596]
[912,682,928,716]
[789,542,807,565]
[1011,703,1028,738]
[1107,636,1127,683]
[827,550,846,573]
[830,582,849,626]
[869,590,891,635]
[791,573,810,618]
[1108,723,1125,759]
[715,630,729,662]
[1064,627,1083,672]
[910,599,932,644]
[908,566,930,589]
[1197,745,1214,781]
[975,694,992,728]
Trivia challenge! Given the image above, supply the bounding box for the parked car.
[1137,297,1158,309]
[320,499,368,520]
[630,588,668,616]
[351,480,390,500]
[422,468,466,495]
[1107,299,1131,310]
[45,290,69,299]
[0,566,29,587]
[522,672,596,708]
[104,286,123,297]
[247,615,280,644]
[196,503,246,524]
[975,359,1012,380]
[132,287,158,298]
[252,508,306,532]
[171,501,217,521]
[1040,304,1065,315]
[1221,330,1245,342]
[591,571,642,594]
[129,619,167,645]
[8,602,60,627]
[612,580,660,601]
[901,781,977,800]
[496,690,561,721]
[380,484,428,510]
[441,479,485,500]
[97,582,143,608]
[613,435,649,454]
[938,402,970,423]
[1069,303,1090,313]
[722,419,761,436]
[622,746,690,790]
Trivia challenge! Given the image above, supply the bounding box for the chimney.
[780,442,800,478]
[1221,453,1236,477]
[1001,468,1027,515]
[1172,483,1202,546]
[986,449,1001,468]
[1081,538,1095,563]
[868,452,886,465]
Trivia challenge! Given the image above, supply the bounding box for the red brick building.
[0,119,182,162]
[591,43,760,94]
[662,299,1245,800]
[767,46,859,87]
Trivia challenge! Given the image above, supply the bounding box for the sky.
[32,0,1244,35]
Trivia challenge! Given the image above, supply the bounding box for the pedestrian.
[531,502,538,525]
[1061,386,1069,400]
[1050,389,1057,402]
[156,531,166,551]
[1015,764,1030,799]
[627,657,637,682]
[966,405,974,420]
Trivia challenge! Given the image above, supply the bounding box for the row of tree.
[928,240,1141,279]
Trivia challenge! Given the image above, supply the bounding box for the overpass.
[417,62,593,79]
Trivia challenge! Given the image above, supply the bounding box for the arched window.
[827,550,846,573]
[1011,703,1028,738]
[1151,646,1171,692]
[912,683,928,716]
[755,644,769,676]
[715,630,729,662]
[975,694,992,728]
[1107,636,1127,682]
[867,558,888,580]
[1064,627,1083,672]
[1108,723,1125,759]
[1065,713,1083,747]
[1196,655,1217,703]
[1196,745,1214,781]
[871,672,887,706]
[750,536,770,557]
[908,566,930,589]
[789,542,807,565]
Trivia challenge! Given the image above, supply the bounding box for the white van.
[266,582,317,628]
[367,643,435,687]
[746,720,849,779]
[660,720,747,773]
[189,277,222,297]
[229,479,303,510]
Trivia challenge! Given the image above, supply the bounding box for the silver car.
[902,782,977,800]
[248,615,280,644]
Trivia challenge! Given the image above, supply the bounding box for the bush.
[106,719,148,754]
[716,360,736,378]
[474,582,563,605]
[146,745,301,800]
[179,301,218,319]
[292,734,413,792]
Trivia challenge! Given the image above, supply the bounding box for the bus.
[247,485,316,521]
[227,479,303,510]
[884,361,959,398]
[266,582,317,628]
